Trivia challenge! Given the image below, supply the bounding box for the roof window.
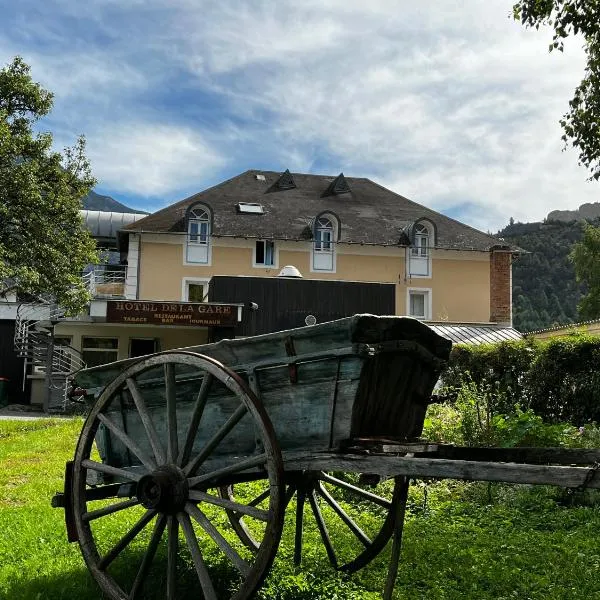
[237,202,264,214]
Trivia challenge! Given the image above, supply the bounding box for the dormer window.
[186,204,211,264]
[411,223,429,258]
[408,219,435,277]
[312,214,338,272]
[315,217,334,251]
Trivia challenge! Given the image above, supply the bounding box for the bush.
[441,333,600,425]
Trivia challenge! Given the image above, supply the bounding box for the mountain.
[547,202,600,223]
[82,190,146,213]
[497,219,596,332]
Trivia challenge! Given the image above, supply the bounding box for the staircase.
[14,302,86,412]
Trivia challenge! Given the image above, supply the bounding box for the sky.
[0,0,596,232]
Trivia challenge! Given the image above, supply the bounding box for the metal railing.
[82,265,127,298]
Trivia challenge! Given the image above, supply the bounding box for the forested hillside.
[497,219,597,332]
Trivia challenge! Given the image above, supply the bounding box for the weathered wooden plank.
[282,452,600,489]
[433,445,600,465]
[343,442,600,465]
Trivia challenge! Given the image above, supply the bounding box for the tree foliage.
[569,222,600,318]
[513,1,600,179]
[0,57,97,313]
[442,334,600,425]
[498,218,586,331]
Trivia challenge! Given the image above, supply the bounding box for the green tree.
[513,1,600,179]
[0,57,98,313]
[570,223,600,318]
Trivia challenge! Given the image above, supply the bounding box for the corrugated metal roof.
[427,323,522,345]
[80,210,147,239]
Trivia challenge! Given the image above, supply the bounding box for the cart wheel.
[221,471,405,573]
[71,351,284,600]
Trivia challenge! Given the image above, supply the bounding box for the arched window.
[186,205,211,264]
[315,216,334,251]
[409,219,434,277]
[312,214,337,271]
[411,223,429,258]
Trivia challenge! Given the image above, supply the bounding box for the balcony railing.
[83,265,127,298]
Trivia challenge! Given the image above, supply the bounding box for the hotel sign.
[106,301,240,327]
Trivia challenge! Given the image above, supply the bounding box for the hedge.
[441,333,600,425]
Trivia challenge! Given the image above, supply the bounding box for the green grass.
[1,419,599,599]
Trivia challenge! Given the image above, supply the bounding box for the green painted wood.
[75,315,452,469]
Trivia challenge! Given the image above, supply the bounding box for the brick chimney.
[490,248,512,326]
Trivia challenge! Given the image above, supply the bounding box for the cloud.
[85,123,226,197]
[0,0,595,231]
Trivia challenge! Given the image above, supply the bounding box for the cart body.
[73,314,452,474]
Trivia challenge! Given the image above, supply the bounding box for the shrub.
[441,333,600,425]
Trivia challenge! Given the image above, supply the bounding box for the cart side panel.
[350,350,445,439]
[254,356,362,451]
[96,354,364,471]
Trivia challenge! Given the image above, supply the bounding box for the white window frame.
[253,239,278,268]
[311,215,337,273]
[185,206,212,265]
[408,221,433,278]
[182,277,211,302]
[407,287,432,320]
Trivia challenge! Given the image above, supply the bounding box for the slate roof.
[124,169,511,251]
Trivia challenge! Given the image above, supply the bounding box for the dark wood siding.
[208,276,395,337]
[0,320,28,404]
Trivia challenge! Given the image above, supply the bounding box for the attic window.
[237,202,264,214]
[323,173,351,196]
[276,169,296,190]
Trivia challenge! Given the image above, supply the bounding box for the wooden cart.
[52,314,600,600]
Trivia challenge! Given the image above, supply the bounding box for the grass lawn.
[1,418,599,599]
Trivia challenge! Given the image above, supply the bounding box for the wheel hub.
[137,465,189,514]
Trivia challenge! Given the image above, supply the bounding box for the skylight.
[237,202,264,214]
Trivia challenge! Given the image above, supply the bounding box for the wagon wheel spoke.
[82,459,142,483]
[316,482,372,547]
[165,363,179,463]
[83,498,141,522]
[129,514,167,599]
[97,413,156,471]
[188,490,269,521]
[318,472,392,508]
[178,512,218,600]
[185,502,251,576]
[98,509,157,570]
[249,488,271,508]
[178,373,213,467]
[308,490,338,570]
[294,487,306,566]
[167,515,178,600]
[126,377,166,466]
[188,453,267,488]
[184,403,249,476]
[291,471,401,573]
